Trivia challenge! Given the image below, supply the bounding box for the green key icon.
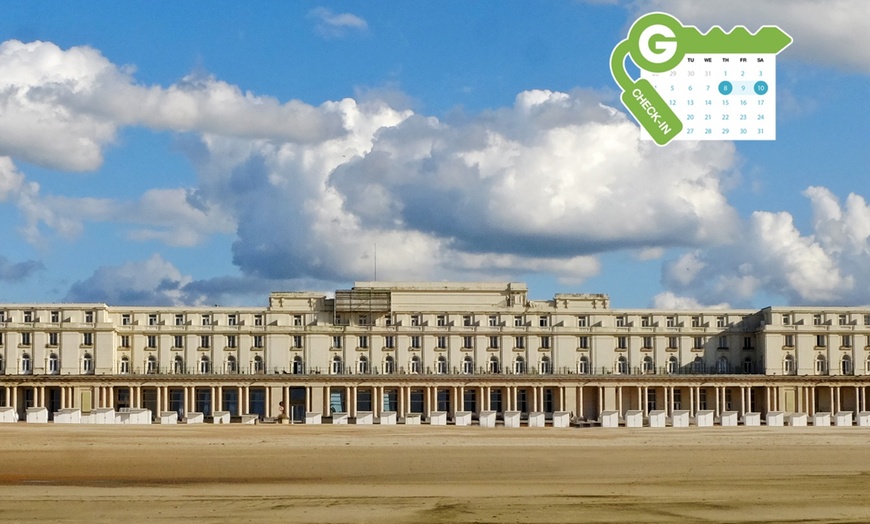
[610,12,792,146]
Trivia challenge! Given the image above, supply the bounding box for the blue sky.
[0,1,869,308]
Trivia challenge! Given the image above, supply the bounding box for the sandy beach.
[1,424,870,523]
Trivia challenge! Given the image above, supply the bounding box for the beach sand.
[1,424,869,523]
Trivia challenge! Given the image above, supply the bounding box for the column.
[533,387,539,413]
[373,386,381,417]
[484,386,490,411]
[668,386,674,416]
[597,386,603,418]
[458,386,465,412]
[689,387,695,417]
[617,386,623,417]
[637,387,642,414]
[398,386,405,416]
[559,387,565,412]
[283,386,290,419]
[642,386,648,416]
[511,386,518,412]
[60,387,66,410]
[765,387,770,414]
[156,387,162,415]
[217,385,223,412]
[242,386,250,415]
[324,385,331,415]
[39,386,45,408]
[714,386,720,417]
[740,386,746,416]
[351,386,358,417]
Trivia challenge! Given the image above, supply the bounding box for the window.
[667,356,678,374]
[673,390,682,410]
[742,357,753,374]
[82,353,94,375]
[292,356,304,374]
[540,356,552,374]
[200,355,211,374]
[252,355,263,374]
[719,336,728,349]
[617,336,627,350]
[411,315,421,327]
[538,316,549,327]
[839,314,848,326]
[48,332,58,346]
[48,353,59,375]
[357,356,369,374]
[691,316,701,327]
[174,355,184,374]
[225,355,237,374]
[51,311,61,323]
[147,335,157,349]
[489,336,499,349]
[122,314,131,326]
[385,335,395,349]
[120,335,130,348]
[385,316,393,327]
[119,356,130,374]
[781,314,790,326]
[717,316,727,327]
[435,355,448,374]
[463,315,473,327]
[228,314,237,326]
[200,335,210,349]
[147,355,158,374]
[437,336,447,349]
[666,316,676,328]
[254,314,264,326]
[616,316,627,327]
[21,332,31,346]
[783,354,795,375]
[514,356,526,374]
[841,355,853,375]
[227,335,237,349]
[21,353,32,374]
[175,314,185,326]
[716,356,729,374]
[615,356,628,375]
[842,335,852,348]
[382,356,394,374]
[514,316,523,327]
[410,336,421,349]
[489,355,500,374]
[577,356,589,375]
[815,354,827,375]
[174,335,184,348]
[293,315,303,326]
[577,316,588,327]
[85,311,94,323]
[332,336,342,349]
[83,333,93,346]
[865,314,870,326]
[488,315,498,327]
[287,335,300,349]
[641,316,652,327]
[642,356,654,374]
[437,315,447,327]
[578,336,589,349]
[462,356,474,374]
[692,356,704,373]
[201,314,211,326]
[148,314,157,326]
[642,336,652,349]
[784,334,793,347]
[541,336,551,349]
[515,336,525,349]
[409,356,421,374]
[816,335,826,348]
[23,311,33,323]
[813,314,822,326]
[254,335,264,348]
[463,336,473,349]
[743,336,753,349]
[0,333,3,346]
[693,336,704,349]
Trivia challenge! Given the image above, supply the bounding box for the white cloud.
[64,254,192,305]
[634,0,870,73]
[308,7,369,39]
[651,291,729,310]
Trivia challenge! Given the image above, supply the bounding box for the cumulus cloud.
[308,7,369,39]
[65,254,192,306]
[0,255,43,282]
[659,186,870,306]
[634,0,870,73]
[0,40,345,171]
[651,291,729,310]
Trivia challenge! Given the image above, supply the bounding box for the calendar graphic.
[610,12,792,146]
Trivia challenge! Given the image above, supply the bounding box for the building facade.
[1,281,869,422]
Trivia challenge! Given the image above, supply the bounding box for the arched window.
[146,355,158,374]
[841,354,852,375]
[292,355,304,375]
[382,355,394,374]
[642,355,654,374]
[615,355,628,375]
[667,356,679,374]
[119,356,130,375]
[743,356,754,374]
[692,356,704,374]
[48,353,59,375]
[225,355,237,374]
[199,355,211,374]
[174,355,184,374]
[540,355,552,374]
[462,355,474,375]
[82,353,94,375]
[357,355,369,374]
[252,355,264,374]
[514,355,526,374]
[783,354,795,375]
[20,353,31,375]
[436,355,448,374]
[331,355,343,375]
[409,355,421,374]
[716,356,729,374]
[489,355,500,374]
[577,356,589,375]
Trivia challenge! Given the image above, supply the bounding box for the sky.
[0,0,869,309]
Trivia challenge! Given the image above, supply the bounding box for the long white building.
[1,281,868,423]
